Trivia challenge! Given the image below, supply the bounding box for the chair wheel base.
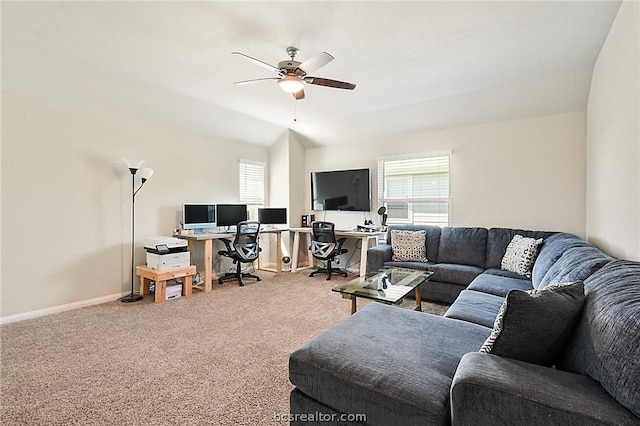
[219,272,261,287]
[309,267,348,281]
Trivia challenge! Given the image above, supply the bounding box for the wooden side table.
[136,265,197,303]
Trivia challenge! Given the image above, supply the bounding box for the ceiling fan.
[231,46,356,100]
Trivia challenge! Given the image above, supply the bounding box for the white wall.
[286,131,308,229]
[1,92,267,319]
[586,1,640,261]
[305,111,587,235]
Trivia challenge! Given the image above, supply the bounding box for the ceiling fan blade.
[304,77,356,90]
[231,52,281,74]
[234,77,279,85]
[292,89,305,100]
[298,52,334,74]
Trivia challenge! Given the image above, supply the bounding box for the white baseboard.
[1,292,129,325]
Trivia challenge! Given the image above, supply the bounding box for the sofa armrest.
[451,352,638,426]
[366,244,392,273]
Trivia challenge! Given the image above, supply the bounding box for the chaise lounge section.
[289,226,640,425]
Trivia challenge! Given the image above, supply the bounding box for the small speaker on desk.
[301,214,315,227]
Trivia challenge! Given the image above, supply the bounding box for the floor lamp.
[121,159,154,303]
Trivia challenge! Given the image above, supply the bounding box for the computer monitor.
[182,203,216,233]
[258,208,287,225]
[216,204,248,227]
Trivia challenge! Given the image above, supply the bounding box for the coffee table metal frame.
[332,267,434,314]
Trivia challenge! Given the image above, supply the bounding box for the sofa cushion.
[538,245,613,289]
[289,303,490,426]
[486,228,555,269]
[451,352,640,426]
[386,225,441,263]
[482,267,530,280]
[384,260,434,271]
[531,233,590,289]
[391,229,428,262]
[366,244,393,273]
[500,234,543,278]
[467,273,533,297]
[444,290,505,328]
[558,260,640,418]
[428,263,484,286]
[437,227,487,268]
[479,281,585,367]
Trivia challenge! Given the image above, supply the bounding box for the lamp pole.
[121,161,153,303]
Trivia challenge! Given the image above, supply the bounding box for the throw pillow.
[391,230,428,262]
[479,281,585,367]
[501,234,544,278]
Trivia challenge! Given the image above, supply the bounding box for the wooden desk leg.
[187,240,195,262]
[140,276,151,296]
[414,286,422,311]
[183,275,192,297]
[291,231,300,273]
[305,233,313,269]
[257,234,265,271]
[155,280,166,304]
[359,236,369,277]
[203,239,212,292]
[276,232,282,273]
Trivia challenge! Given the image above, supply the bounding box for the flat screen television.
[311,168,371,212]
[258,208,287,225]
[216,204,248,227]
[182,203,216,232]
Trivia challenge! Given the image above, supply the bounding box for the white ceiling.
[1,1,622,148]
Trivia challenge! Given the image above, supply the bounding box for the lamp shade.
[278,76,305,93]
[123,159,145,170]
[139,168,154,181]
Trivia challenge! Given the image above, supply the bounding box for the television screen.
[258,208,287,225]
[182,204,216,231]
[311,168,371,212]
[216,204,248,227]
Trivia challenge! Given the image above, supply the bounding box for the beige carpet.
[1,270,449,425]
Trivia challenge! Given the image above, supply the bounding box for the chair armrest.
[366,244,392,273]
[218,238,233,255]
[451,352,638,425]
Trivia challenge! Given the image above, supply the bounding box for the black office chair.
[218,221,262,286]
[309,221,348,280]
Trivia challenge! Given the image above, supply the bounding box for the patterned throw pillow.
[391,230,428,262]
[501,234,544,277]
[479,281,585,367]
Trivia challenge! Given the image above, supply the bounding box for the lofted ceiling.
[1,1,622,147]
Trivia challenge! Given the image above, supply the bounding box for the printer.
[144,237,190,270]
[144,236,188,254]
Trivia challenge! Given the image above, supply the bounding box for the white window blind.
[239,160,265,205]
[377,153,450,226]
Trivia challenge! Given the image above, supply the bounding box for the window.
[239,160,265,220]
[377,153,450,226]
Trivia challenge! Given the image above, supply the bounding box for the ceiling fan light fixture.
[278,76,305,93]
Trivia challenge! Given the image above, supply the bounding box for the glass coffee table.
[332,267,434,314]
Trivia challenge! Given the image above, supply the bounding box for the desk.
[289,228,385,277]
[175,232,234,292]
[257,228,286,273]
[176,229,287,289]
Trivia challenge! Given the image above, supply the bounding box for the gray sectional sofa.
[366,225,556,303]
[288,226,640,425]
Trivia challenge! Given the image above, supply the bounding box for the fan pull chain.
[293,102,298,122]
